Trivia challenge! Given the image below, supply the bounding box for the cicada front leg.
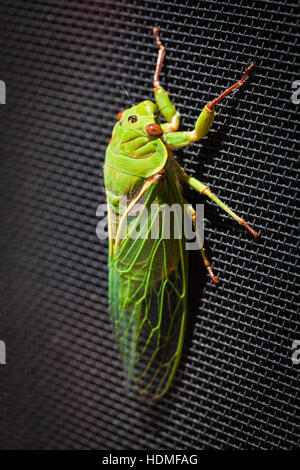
[205,61,256,112]
[162,59,256,147]
[152,27,181,133]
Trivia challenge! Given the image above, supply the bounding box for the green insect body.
[104,28,259,400]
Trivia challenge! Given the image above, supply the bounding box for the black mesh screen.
[0,0,299,450]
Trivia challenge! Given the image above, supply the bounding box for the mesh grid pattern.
[0,0,298,450]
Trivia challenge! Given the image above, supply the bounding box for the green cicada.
[104,27,259,400]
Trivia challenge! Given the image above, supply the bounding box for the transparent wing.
[108,177,188,399]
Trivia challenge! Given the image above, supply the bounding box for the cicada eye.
[117,110,124,120]
[146,123,163,137]
[128,115,138,123]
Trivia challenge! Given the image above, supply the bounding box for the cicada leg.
[161,61,256,147]
[153,27,165,90]
[206,61,256,111]
[182,174,260,237]
[185,201,219,283]
[171,156,259,237]
[152,27,181,133]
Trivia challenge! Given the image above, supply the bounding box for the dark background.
[0,0,298,450]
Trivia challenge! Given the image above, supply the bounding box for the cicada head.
[115,100,163,139]
[104,100,168,194]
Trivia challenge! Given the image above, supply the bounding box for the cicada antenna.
[121,86,134,107]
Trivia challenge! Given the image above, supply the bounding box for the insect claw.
[207,266,219,284]
[200,247,219,283]
[240,219,260,237]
